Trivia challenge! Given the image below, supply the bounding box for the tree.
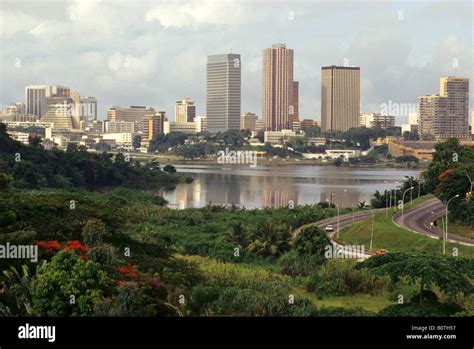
[292,226,331,260]
[358,253,473,304]
[31,250,112,316]
[303,126,321,138]
[247,221,290,257]
[225,222,249,247]
[133,134,142,149]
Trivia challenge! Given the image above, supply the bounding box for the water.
[159,164,421,209]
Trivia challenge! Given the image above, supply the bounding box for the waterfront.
[159,164,421,209]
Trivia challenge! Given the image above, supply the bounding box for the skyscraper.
[292,81,299,121]
[175,98,196,124]
[206,53,241,132]
[262,44,294,131]
[25,85,70,118]
[321,66,360,132]
[419,76,469,139]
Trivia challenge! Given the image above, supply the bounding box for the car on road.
[325,225,334,232]
[374,249,388,255]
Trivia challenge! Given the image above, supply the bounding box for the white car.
[325,225,334,232]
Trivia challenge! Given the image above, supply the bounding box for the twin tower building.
[206,43,360,133]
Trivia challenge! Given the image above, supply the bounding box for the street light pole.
[326,199,340,239]
[401,187,414,225]
[363,207,375,251]
[444,194,460,255]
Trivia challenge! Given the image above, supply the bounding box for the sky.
[0,0,472,125]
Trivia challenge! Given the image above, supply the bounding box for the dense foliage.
[0,123,181,190]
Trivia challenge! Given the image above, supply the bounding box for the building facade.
[206,54,241,132]
[25,85,70,118]
[175,98,196,124]
[321,66,360,132]
[262,44,294,131]
[359,113,395,129]
[240,112,257,131]
[419,77,469,139]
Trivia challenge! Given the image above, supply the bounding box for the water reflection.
[159,164,421,209]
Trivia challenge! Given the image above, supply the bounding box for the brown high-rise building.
[262,44,294,131]
[292,81,299,121]
[321,66,360,132]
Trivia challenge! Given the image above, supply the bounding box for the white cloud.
[145,0,248,28]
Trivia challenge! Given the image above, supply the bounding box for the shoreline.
[124,152,428,169]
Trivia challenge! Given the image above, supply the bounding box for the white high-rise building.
[206,53,241,132]
[25,85,70,118]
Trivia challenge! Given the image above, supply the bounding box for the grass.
[292,289,394,313]
[338,195,474,258]
[435,218,473,240]
[179,254,394,313]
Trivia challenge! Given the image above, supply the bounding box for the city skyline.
[1,1,472,125]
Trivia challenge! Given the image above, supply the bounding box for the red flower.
[35,240,89,255]
[34,240,62,252]
[116,264,138,280]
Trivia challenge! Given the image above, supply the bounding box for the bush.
[31,250,112,316]
[306,260,387,297]
[279,251,325,276]
[81,218,110,246]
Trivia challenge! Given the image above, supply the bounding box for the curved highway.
[393,198,474,246]
[292,209,385,260]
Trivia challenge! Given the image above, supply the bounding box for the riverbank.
[115,151,428,169]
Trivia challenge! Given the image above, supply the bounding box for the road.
[292,208,385,260]
[393,198,474,246]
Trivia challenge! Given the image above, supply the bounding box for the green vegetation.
[339,197,474,258]
[1,134,473,317]
[423,138,474,228]
[0,123,185,190]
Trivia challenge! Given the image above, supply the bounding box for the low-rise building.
[169,122,196,134]
[264,129,297,145]
[359,113,395,129]
[102,132,133,146]
[387,137,436,161]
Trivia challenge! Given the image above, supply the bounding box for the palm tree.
[247,221,290,257]
[225,222,249,247]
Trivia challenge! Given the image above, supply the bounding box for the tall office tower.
[418,95,448,138]
[175,98,196,124]
[440,77,469,138]
[321,66,360,132]
[25,85,70,118]
[262,44,294,131]
[206,53,241,132]
[419,77,469,139]
[292,81,299,121]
